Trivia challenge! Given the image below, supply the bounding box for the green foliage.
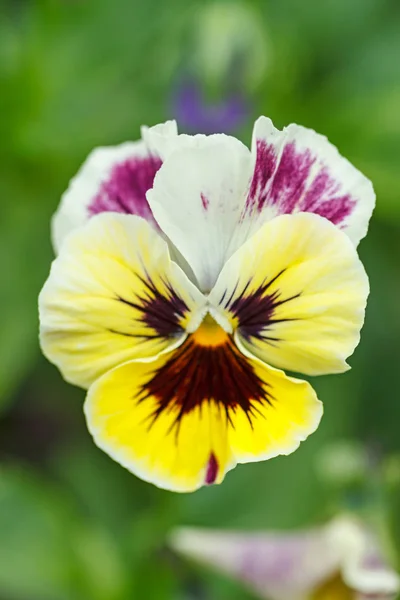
[0,0,400,597]
[0,467,78,600]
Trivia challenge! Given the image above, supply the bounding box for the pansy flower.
[39,117,374,492]
[169,516,400,599]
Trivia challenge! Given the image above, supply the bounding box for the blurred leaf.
[73,525,130,600]
[51,437,159,533]
[0,466,79,600]
[0,176,53,411]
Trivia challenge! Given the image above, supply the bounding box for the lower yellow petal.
[85,322,322,492]
[228,341,322,462]
[85,357,233,492]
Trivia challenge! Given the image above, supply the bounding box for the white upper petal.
[52,121,178,254]
[147,134,253,291]
[146,116,374,292]
[140,119,178,159]
[52,141,147,252]
[237,116,375,248]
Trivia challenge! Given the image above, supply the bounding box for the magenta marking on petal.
[245,139,277,214]
[269,143,315,213]
[205,453,218,485]
[245,139,357,227]
[88,155,162,223]
[300,168,356,225]
[201,192,210,211]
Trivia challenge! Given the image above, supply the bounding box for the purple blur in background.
[171,79,250,134]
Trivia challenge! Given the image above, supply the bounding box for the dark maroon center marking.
[220,271,299,342]
[137,336,272,430]
[205,453,218,485]
[116,274,188,339]
[245,139,356,226]
[88,154,162,224]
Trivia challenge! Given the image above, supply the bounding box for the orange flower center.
[191,315,229,347]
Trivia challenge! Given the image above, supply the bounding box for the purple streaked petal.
[266,142,356,225]
[243,117,375,247]
[52,122,178,254]
[88,154,161,224]
[170,519,399,600]
[52,141,159,252]
[170,527,340,600]
[152,116,373,297]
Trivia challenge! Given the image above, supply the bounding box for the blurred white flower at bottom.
[169,516,400,600]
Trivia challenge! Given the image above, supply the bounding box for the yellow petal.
[85,358,233,493]
[209,212,369,376]
[228,340,322,462]
[39,213,205,389]
[84,323,321,492]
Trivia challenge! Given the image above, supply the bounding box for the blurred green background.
[1,0,400,598]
